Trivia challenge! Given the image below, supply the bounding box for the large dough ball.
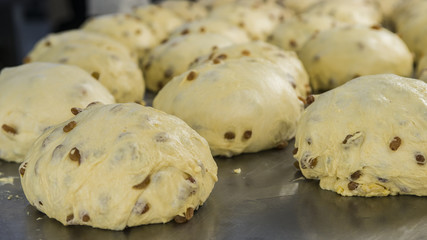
[299,25,413,91]
[294,74,427,197]
[154,58,303,157]
[0,63,115,163]
[20,103,218,230]
[26,33,144,103]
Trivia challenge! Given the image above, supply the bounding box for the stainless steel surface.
[1,144,427,240]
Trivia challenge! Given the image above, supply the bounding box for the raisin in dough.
[26,41,144,103]
[169,18,250,44]
[0,63,115,163]
[19,103,218,230]
[154,58,303,157]
[191,41,310,98]
[294,74,427,197]
[143,33,233,92]
[299,25,413,92]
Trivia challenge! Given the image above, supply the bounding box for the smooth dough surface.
[20,103,218,230]
[27,41,144,103]
[143,33,233,92]
[159,1,208,22]
[0,63,115,163]
[154,58,303,157]
[294,74,427,197]
[299,25,413,91]
[191,41,310,98]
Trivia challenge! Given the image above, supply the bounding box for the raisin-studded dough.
[143,33,233,92]
[0,63,114,163]
[159,1,208,22]
[154,58,303,157]
[191,41,310,98]
[169,18,250,44]
[299,25,413,92]
[26,40,144,103]
[294,74,427,197]
[20,103,218,230]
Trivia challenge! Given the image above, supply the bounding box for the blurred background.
[0,0,161,69]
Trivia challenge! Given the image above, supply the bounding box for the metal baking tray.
[1,92,426,240]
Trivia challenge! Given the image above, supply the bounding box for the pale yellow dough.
[159,1,208,22]
[143,33,233,92]
[154,58,303,157]
[26,39,144,103]
[0,63,115,163]
[299,25,413,91]
[294,74,427,197]
[20,103,218,230]
[191,41,310,98]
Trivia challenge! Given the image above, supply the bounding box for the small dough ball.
[275,0,321,13]
[132,5,184,42]
[154,58,303,157]
[26,40,144,103]
[0,63,115,163]
[294,74,427,197]
[191,41,310,98]
[170,18,250,44]
[269,14,345,52]
[81,13,157,62]
[24,30,133,62]
[143,33,233,92]
[416,55,427,82]
[303,0,382,26]
[159,1,208,22]
[299,25,413,91]
[19,103,218,230]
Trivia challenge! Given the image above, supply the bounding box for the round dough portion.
[294,74,427,197]
[299,25,413,91]
[81,13,157,61]
[303,0,382,26]
[0,63,115,163]
[143,33,233,92]
[27,42,144,103]
[159,1,208,22]
[154,58,303,157]
[169,18,250,44]
[191,41,310,98]
[275,0,321,13]
[19,103,218,230]
[269,14,345,52]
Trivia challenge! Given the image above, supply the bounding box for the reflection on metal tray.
[1,143,427,240]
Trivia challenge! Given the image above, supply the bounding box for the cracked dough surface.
[154,58,303,157]
[294,74,427,197]
[0,63,115,163]
[20,103,218,230]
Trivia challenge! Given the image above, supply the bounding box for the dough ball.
[170,18,250,44]
[19,103,218,230]
[416,55,427,82]
[275,0,321,13]
[26,38,144,103]
[143,33,233,92]
[299,25,413,92]
[0,63,115,163]
[132,5,184,42]
[303,0,382,26]
[81,13,157,62]
[293,74,427,197]
[154,58,303,157]
[24,30,133,63]
[190,41,310,98]
[268,14,345,52]
[159,1,208,22]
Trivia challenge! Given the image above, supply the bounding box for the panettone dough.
[20,103,218,230]
[0,63,115,163]
[303,0,382,26]
[276,0,321,13]
[169,18,250,44]
[143,33,233,92]
[27,42,144,103]
[299,25,413,91]
[294,74,427,197]
[190,41,310,98]
[159,1,208,22]
[154,58,303,157]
